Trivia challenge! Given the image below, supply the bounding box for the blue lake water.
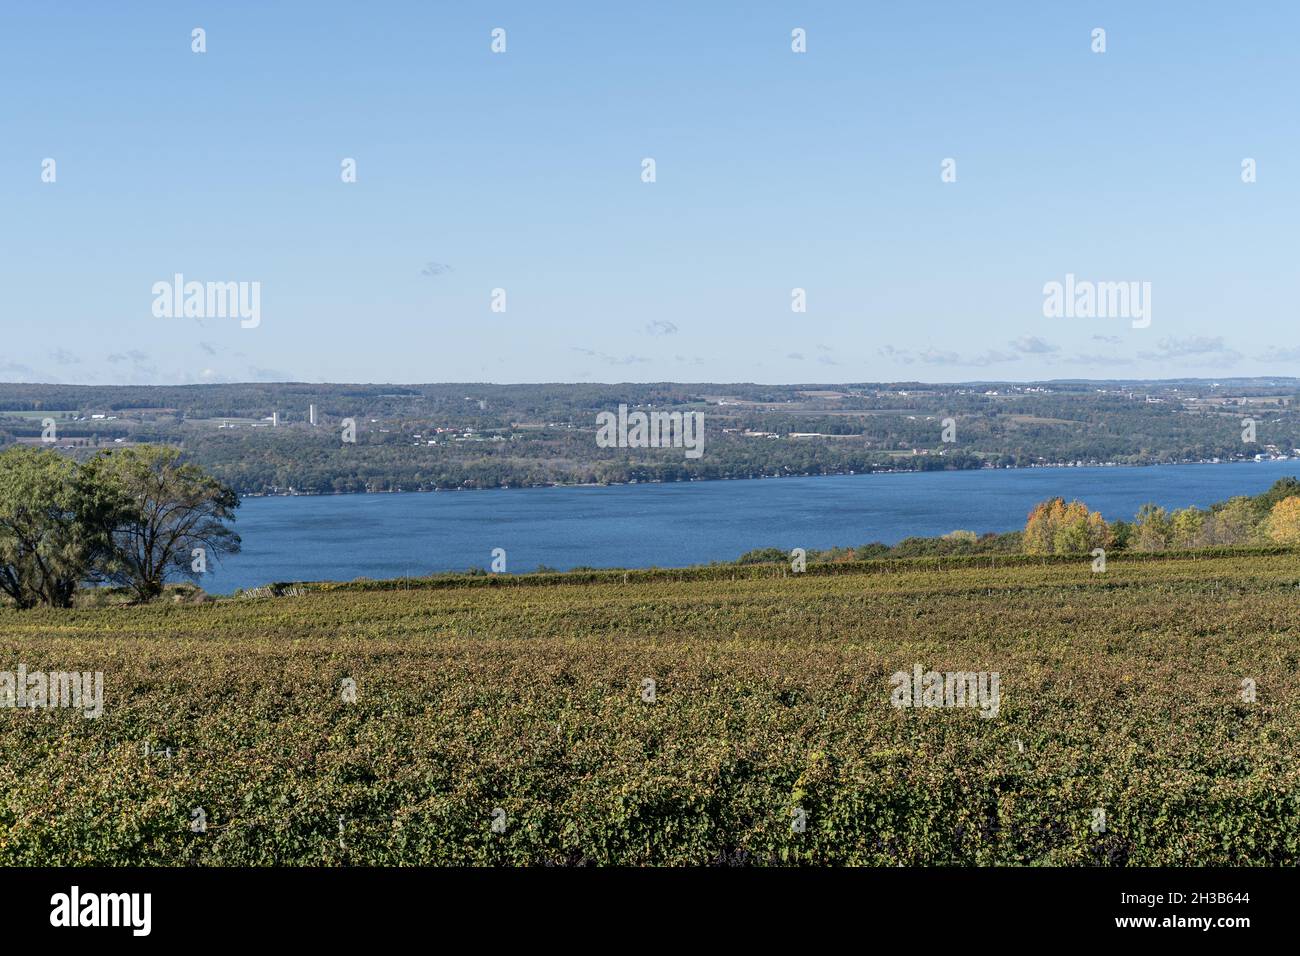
[200,460,1300,593]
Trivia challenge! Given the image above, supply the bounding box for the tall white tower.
[309,403,317,426]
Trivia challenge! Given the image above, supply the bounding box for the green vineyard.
[2,552,1298,865]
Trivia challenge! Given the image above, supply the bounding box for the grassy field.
[2,553,1298,866]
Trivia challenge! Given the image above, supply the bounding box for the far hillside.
[1,379,1298,494]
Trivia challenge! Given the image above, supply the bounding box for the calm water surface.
[203,461,1300,593]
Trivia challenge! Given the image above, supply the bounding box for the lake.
[202,460,1300,593]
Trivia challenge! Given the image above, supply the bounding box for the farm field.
[2,554,1299,866]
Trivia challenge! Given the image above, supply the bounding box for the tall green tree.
[0,447,118,608]
[1203,496,1259,546]
[1169,507,1206,549]
[82,446,240,601]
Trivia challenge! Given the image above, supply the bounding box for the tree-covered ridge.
[1,379,1298,494]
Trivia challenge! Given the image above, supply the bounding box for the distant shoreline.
[236,456,1295,499]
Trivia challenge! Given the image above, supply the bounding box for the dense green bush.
[0,446,238,607]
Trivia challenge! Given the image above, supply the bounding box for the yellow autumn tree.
[1205,497,1260,546]
[1024,497,1112,555]
[1169,507,1206,549]
[1265,495,1300,544]
[1132,503,1173,552]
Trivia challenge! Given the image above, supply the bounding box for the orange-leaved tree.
[1024,497,1112,555]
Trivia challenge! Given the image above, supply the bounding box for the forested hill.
[1,379,1297,495]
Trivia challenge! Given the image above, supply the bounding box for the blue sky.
[2,1,1297,385]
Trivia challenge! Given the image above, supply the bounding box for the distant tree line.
[1120,477,1300,550]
